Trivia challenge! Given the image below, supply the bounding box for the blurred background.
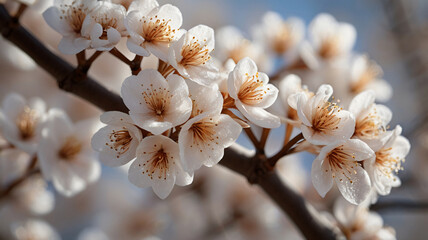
[1,0,428,239]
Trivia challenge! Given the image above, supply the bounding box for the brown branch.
[267,132,304,168]
[0,5,127,112]
[220,145,337,240]
[0,5,337,239]
[371,199,428,212]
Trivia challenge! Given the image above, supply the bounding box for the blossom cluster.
[0,0,414,238]
[0,93,100,200]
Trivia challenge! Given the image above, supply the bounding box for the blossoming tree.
[0,0,415,239]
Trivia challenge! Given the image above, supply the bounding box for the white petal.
[348,90,375,118]
[235,101,280,128]
[129,0,159,13]
[128,0,159,14]
[50,161,86,197]
[58,36,91,55]
[2,93,26,120]
[368,79,393,102]
[153,4,182,30]
[335,166,371,205]
[311,155,333,198]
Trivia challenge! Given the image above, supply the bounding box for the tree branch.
[0,5,337,239]
[371,199,428,212]
[0,5,127,113]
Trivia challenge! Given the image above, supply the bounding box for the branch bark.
[0,5,126,113]
[371,199,428,212]
[0,5,338,239]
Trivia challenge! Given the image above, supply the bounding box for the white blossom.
[11,219,60,240]
[91,111,143,167]
[288,84,355,145]
[126,0,182,61]
[252,11,304,60]
[349,54,392,102]
[81,1,127,51]
[43,0,99,54]
[227,57,280,128]
[0,148,30,186]
[332,198,396,240]
[168,25,218,86]
[311,139,374,205]
[215,26,273,73]
[178,81,242,172]
[121,69,192,135]
[348,90,392,150]
[364,125,410,196]
[0,93,46,154]
[38,109,101,197]
[308,13,356,62]
[128,135,193,199]
[0,149,54,215]
[10,175,55,215]
[270,74,312,125]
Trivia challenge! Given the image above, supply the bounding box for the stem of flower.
[109,47,132,65]
[76,50,86,66]
[266,132,304,168]
[0,155,39,201]
[130,55,143,75]
[86,51,103,66]
[244,127,260,149]
[284,124,294,146]
[259,128,271,150]
[12,3,27,21]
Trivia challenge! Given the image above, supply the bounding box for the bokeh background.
[1,0,428,239]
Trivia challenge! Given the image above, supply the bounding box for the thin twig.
[86,51,103,66]
[75,50,86,66]
[131,55,143,75]
[12,3,27,21]
[244,127,259,149]
[371,199,428,212]
[109,47,132,65]
[259,128,270,151]
[267,133,304,168]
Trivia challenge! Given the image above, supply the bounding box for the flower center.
[106,128,133,158]
[179,38,211,66]
[189,118,220,153]
[318,37,340,59]
[354,111,384,139]
[312,101,342,133]
[375,147,403,178]
[190,99,203,118]
[141,146,172,180]
[59,3,89,34]
[140,84,171,120]
[92,14,119,39]
[351,61,381,94]
[272,23,292,54]
[58,136,82,160]
[238,73,267,105]
[327,146,359,182]
[16,107,38,140]
[141,16,176,43]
